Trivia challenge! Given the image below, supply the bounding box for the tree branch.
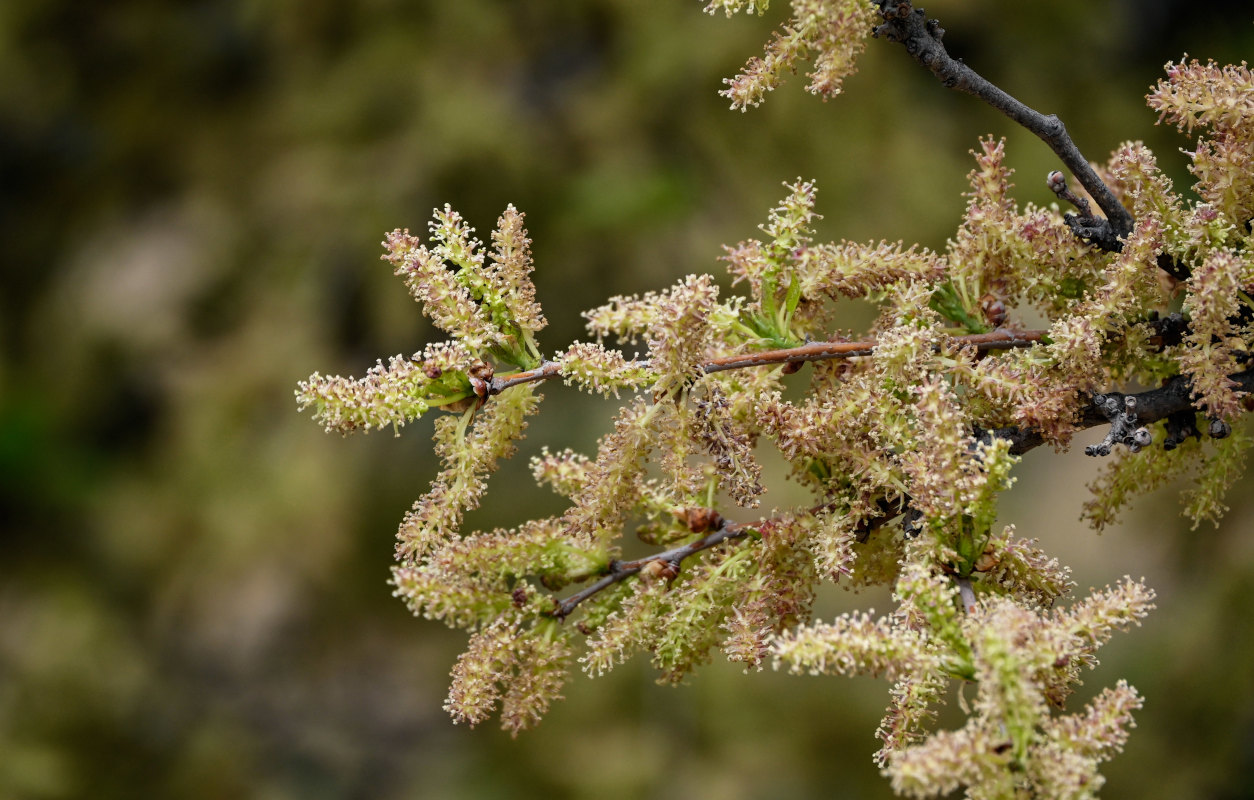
[702,329,1043,373]
[981,366,1254,456]
[550,498,909,619]
[872,1,1135,251]
[550,515,756,619]
[491,360,562,393]
[541,315,1234,620]
[491,329,1045,395]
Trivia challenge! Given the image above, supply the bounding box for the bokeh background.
[3,1,1253,797]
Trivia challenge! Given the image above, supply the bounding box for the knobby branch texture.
[297,1,1254,797]
[871,0,1136,251]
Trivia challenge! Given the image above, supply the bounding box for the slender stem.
[551,498,911,619]
[551,517,757,619]
[490,329,1045,395]
[707,329,1043,373]
[491,359,562,393]
[872,1,1134,251]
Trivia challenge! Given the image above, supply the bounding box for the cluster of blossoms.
[298,3,1254,797]
[705,0,879,110]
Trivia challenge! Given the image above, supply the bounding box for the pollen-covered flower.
[385,204,546,367]
[295,340,478,434]
[644,274,721,391]
[1180,248,1250,420]
[395,384,542,561]
[1149,59,1254,236]
[558,341,654,397]
[1149,58,1254,135]
[718,0,877,111]
[443,616,574,736]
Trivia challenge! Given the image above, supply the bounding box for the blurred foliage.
[1,0,1252,797]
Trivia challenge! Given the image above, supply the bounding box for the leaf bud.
[978,293,1007,327]
[468,361,495,381]
[675,506,724,533]
[639,559,680,584]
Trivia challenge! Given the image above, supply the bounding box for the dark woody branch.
[981,366,1253,456]
[872,1,1135,252]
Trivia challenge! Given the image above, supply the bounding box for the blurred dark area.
[1,1,1252,797]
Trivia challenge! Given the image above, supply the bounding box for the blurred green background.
[3,1,1253,797]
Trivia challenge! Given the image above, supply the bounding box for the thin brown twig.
[703,329,1043,372]
[551,517,756,619]
[491,360,562,393]
[552,501,881,620]
[491,329,1046,396]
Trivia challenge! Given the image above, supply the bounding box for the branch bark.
[981,366,1253,456]
[550,515,756,619]
[872,1,1135,251]
[491,329,1045,395]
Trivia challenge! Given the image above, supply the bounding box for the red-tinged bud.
[639,559,680,584]
[511,586,529,608]
[676,507,725,533]
[978,293,1007,327]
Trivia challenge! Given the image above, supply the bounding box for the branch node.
[1046,170,1092,217]
[639,558,680,584]
[1084,392,1144,457]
